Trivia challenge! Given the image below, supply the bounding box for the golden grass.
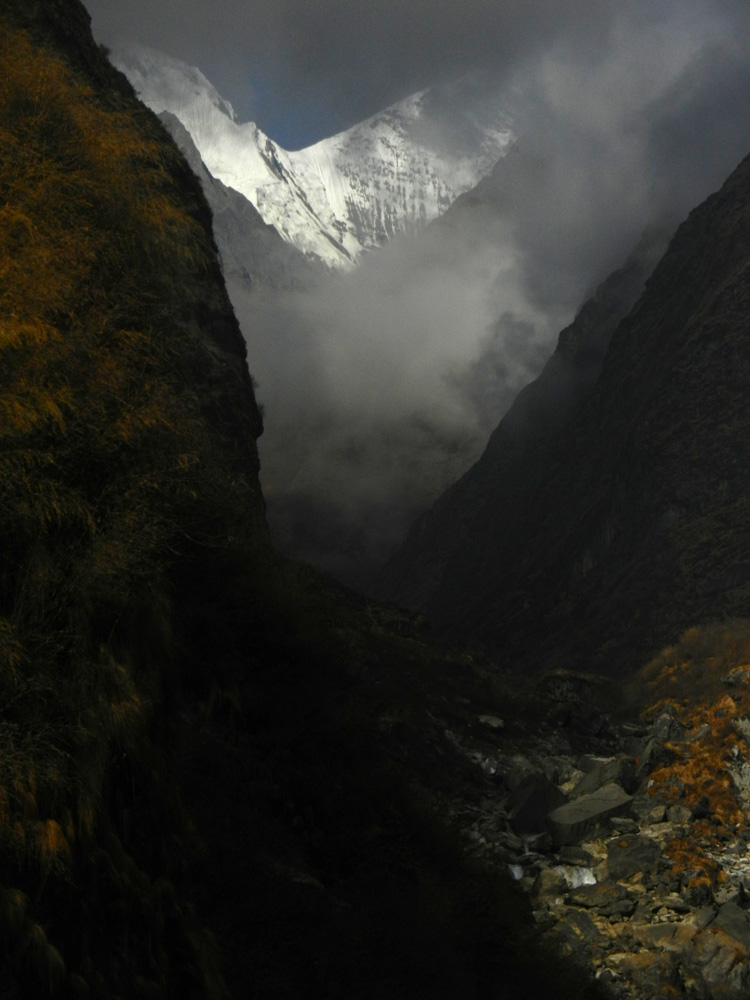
[36,818,72,871]
[627,621,750,882]
[631,620,750,712]
[0,19,254,990]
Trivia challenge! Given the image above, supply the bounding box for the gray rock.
[623,736,646,758]
[631,922,677,949]
[632,899,655,922]
[723,668,750,688]
[571,756,637,797]
[729,760,750,806]
[735,717,750,746]
[547,783,633,846]
[558,845,594,866]
[503,756,543,791]
[722,835,749,857]
[630,790,666,820]
[662,774,687,797]
[684,880,715,907]
[576,755,602,773]
[724,960,750,996]
[621,722,649,739]
[496,830,524,852]
[651,712,686,743]
[606,835,662,880]
[702,944,740,987]
[608,896,638,918]
[687,906,718,931]
[715,902,750,952]
[666,804,693,824]
[636,738,679,778]
[663,893,692,913]
[523,831,553,853]
[536,755,579,785]
[566,881,626,910]
[531,867,567,903]
[609,817,639,834]
[606,949,678,994]
[545,920,590,961]
[564,907,601,942]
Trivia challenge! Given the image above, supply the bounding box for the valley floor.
[416,654,750,999]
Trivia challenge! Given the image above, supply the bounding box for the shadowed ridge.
[374,222,673,612]
[383,148,750,675]
[0,3,267,993]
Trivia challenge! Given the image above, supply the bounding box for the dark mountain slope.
[375,224,673,611]
[0,2,608,998]
[0,0,269,993]
[384,150,750,673]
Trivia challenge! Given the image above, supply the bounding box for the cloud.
[86,0,617,143]
[84,0,750,586]
[231,210,553,581]
[87,0,750,145]
[221,1,750,586]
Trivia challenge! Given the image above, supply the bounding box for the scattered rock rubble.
[441,677,750,999]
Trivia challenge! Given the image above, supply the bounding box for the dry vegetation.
[0,21,263,996]
[626,621,750,888]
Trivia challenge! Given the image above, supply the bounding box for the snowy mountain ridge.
[114,45,515,269]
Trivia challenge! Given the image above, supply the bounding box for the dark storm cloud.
[86,0,620,141]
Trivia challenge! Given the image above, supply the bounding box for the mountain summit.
[113,45,514,269]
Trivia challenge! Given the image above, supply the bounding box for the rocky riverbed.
[436,670,750,999]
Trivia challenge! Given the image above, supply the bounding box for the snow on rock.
[114,45,515,270]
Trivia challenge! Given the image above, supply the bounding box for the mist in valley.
[227,4,750,587]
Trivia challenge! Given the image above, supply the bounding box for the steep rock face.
[381,152,750,671]
[114,45,514,269]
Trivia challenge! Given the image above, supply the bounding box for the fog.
[235,217,559,581]
[227,7,750,586]
[85,0,750,586]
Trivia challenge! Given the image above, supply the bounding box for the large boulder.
[715,902,750,952]
[571,755,637,797]
[606,834,662,880]
[546,783,633,846]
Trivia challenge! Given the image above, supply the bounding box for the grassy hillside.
[0,9,267,995]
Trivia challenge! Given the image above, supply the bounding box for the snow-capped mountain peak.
[114,45,515,269]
